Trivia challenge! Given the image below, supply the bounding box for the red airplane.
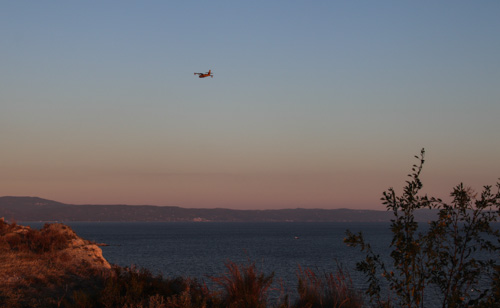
[194,70,213,78]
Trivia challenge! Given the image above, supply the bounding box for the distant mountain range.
[0,196,438,222]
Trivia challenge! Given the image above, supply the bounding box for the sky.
[1,1,499,210]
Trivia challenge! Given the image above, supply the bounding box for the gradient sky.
[1,1,499,210]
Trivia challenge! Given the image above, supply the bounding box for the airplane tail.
[208,70,211,75]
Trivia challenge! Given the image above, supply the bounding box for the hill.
[0,218,111,307]
[0,196,437,222]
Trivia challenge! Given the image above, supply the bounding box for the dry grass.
[293,265,364,308]
[210,260,274,308]
[0,249,106,307]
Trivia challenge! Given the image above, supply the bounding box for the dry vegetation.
[0,219,110,307]
[0,218,362,308]
[295,265,363,308]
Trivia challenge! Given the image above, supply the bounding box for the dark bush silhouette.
[345,149,500,307]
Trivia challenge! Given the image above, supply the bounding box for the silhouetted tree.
[345,149,499,308]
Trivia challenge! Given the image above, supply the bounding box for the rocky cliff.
[0,218,111,307]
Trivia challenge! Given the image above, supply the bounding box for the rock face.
[0,218,111,270]
[0,218,112,307]
[47,222,112,269]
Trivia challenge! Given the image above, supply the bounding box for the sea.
[24,221,496,306]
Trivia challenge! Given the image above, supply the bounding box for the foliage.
[210,260,274,308]
[293,265,363,308]
[26,223,74,253]
[345,149,500,308]
[0,221,73,253]
[94,266,217,308]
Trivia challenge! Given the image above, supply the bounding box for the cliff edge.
[0,218,111,307]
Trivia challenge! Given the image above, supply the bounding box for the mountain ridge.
[0,196,437,222]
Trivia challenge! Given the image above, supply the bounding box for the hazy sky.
[1,1,499,210]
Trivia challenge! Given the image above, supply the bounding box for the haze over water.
[2,2,499,210]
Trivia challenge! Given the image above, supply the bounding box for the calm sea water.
[24,222,496,306]
[26,222,388,291]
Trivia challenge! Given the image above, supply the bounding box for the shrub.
[211,260,274,308]
[25,224,71,253]
[70,289,95,308]
[0,218,8,235]
[293,265,363,308]
[345,149,500,307]
[4,233,22,250]
[95,266,216,308]
[0,222,73,253]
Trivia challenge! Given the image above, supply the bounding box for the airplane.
[194,70,213,78]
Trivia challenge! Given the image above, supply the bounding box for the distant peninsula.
[0,196,437,222]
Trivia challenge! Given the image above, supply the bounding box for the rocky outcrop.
[0,219,112,307]
[0,218,111,270]
[47,222,111,269]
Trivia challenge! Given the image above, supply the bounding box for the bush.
[93,266,217,308]
[294,265,363,308]
[211,260,274,308]
[25,224,72,253]
[345,149,500,307]
[0,222,73,253]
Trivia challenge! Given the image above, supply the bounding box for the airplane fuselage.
[195,70,212,78]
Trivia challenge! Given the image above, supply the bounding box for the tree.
[345,149,500,308]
